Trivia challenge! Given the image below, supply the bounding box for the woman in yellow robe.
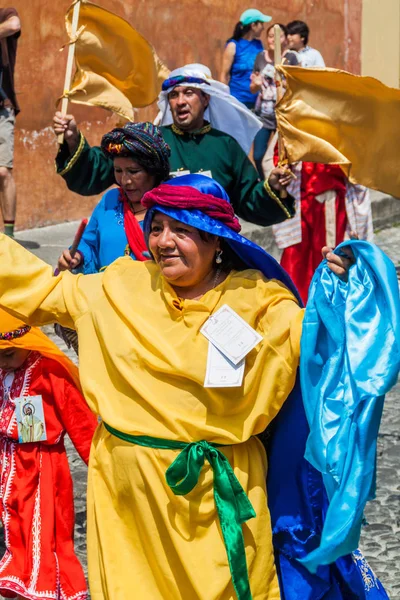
[0,175,360,600]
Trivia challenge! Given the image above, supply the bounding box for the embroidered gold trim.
[263,179,293,219]
[352,550,379,592]
[57,131,86,177]
[171,123,212,136]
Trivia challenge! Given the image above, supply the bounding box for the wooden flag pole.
[273,24,288,198]
[58,0,81,144]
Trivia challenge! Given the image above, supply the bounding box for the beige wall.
[361,0,400,87]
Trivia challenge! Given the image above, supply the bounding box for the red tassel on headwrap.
[142,184,241,232]
[119,189,148,261]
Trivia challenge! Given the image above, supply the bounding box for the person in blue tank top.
[220,8,272,108]
[56,122,171,274]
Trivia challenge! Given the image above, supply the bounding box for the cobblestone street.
[359,227,400,599]
[1,224,399,597]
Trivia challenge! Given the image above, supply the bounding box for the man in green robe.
[54,64,294,227]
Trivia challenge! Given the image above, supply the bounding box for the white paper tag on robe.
[170,169,191,178]
[195,170,212,178]
[204,342,245,387]
[201,304,263,365]
[15,395,47,443]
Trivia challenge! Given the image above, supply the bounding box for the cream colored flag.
[276,65,400,198]
[63,1,170,120]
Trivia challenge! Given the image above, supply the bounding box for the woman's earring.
[215,250,223,264]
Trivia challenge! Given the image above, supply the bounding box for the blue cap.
[240,8,272,26]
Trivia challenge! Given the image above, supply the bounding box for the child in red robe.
[0,310,98,600]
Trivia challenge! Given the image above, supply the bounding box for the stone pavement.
[1,221,400,597]
[359,227,400,599]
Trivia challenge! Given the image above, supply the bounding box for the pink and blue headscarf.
[142,174,302,302]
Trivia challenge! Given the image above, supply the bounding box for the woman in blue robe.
[56,121,171,274]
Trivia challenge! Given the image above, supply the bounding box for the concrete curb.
[370,191,400,231]
[240,191,400,256]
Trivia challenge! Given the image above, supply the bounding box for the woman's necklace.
[184,268,223,301]
[129,204,147,220]
[134,210,147,221]
[176,268,225,302]
[133,207,146,215]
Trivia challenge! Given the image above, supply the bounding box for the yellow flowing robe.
[0,236,304,600]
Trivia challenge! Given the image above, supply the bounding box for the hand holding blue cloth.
[300,240,400,572]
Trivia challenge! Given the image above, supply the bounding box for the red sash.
[119,188,148,261]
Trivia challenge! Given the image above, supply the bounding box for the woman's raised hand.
[322,232,358,278]
[57,249,82,272]
[53,111,80,152]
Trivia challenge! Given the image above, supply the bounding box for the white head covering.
[157,63,262,155]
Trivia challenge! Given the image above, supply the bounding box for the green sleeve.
[55,132,115,196]
[228,138,295,227]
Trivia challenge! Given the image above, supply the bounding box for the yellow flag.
[64,1,170,120]
[276,65,400,198]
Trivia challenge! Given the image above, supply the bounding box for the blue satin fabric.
[300,240,400,573]
[144,176,391,598]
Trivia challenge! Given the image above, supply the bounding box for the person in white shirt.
[286,20,325,67]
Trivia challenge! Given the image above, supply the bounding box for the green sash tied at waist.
[104,423,256,600]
